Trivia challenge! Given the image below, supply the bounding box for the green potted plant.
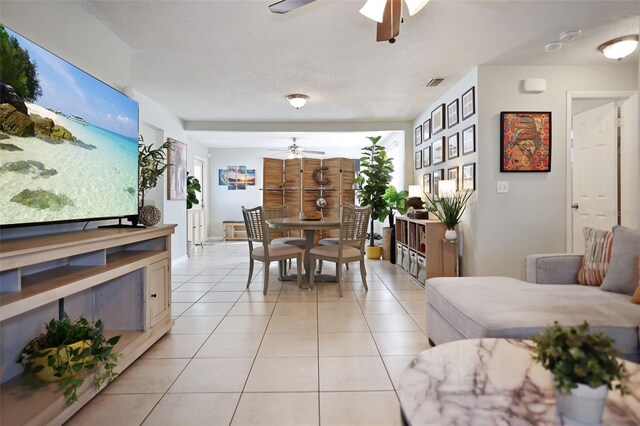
[532,321,629,424]
[16,314,121,404]
[186,173,201,210]
[138,140,171,226]
[382,186,408,263]
[424,188,473,240]
[355,136,394,259]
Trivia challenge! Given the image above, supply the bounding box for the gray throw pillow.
[601,226,640,295]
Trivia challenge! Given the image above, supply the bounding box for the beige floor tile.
[214,315,271,333]
[67,394,162,426]
[384,281,423,290]
[244,357,318,392]
[278,290,318,301]
[273,301,318,316]
[318,301,362,316]
[372,331,431,356]
[319,356,393,391]
[390,290,425,301]
[186,275,223,283]
[320,391,401,426]
[169,358,253,393]
[354,290,396,301]
[258,332,317,357]
[237,291,280,302]
[198,291,244,303]
[171,291,206,303]
[170,315,224,334]
[359,300,406,315]
[319,332,378,357]
[409,312,428,332]
[171,275,193,284]
[349,281,389,291]
[171,302,193,317]
[213,281,252,291]
[143,393,240,426]
[228,302,276,316]
[176,282,217,292]
[382,355,416,389]
[365,314,421,332]
[196,269,233,276]
[316,289,357,301]
[104,358,188,394]
[143,334,208,359]
[400,300,427,314]
[232,392,319,426]
[196,333,263,358]
[183,302,234,316]
[318,314,369,332]
[266,315,317,333]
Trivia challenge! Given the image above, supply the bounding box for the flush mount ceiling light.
[545,42,563,53]
[286,94,309,109]
[598,35,639,60]
[359,0,430,22]
[559,29,581,43]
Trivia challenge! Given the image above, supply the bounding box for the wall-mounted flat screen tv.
[0,24,139,227]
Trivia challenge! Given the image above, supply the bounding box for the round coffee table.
[398,338,640,425]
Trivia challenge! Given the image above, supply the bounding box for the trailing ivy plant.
[531,321,629,395]
[186,173,201,210]
[16,314,121,404]
[355,136,394,247]
[138,140,172,206]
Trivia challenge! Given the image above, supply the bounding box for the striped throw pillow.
[577,227,613,286]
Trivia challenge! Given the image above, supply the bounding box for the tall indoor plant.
[355,136,394,259]
[382,186,408,263]
[186,173,201,210]
[138,139,172,226]
[424,188,473,240]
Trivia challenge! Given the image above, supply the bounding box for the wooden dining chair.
[308,205,371,296]
[264,205,306,275]
[241,206,303,294]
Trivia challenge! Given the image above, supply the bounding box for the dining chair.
[308,205,371,296]
[264,205,306,275]
[241,206,303,294]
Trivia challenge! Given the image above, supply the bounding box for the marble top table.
[398,338,640,425]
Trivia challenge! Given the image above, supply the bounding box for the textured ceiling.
[80,0,639,125]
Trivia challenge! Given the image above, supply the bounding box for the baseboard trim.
[172,255,188,267]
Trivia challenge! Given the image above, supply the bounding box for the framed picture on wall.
[447,99,459,128]
[462,125,476,155]
[167,138,187,200]
[432,137,445,165]
[461,87,475,120]
[422,145,431,167]
[433,169,444,196]
[423,173,431,194]
[462,163,476,191]
[500,111,552,172]
[423,119,431,142]
[415,125,423,146]
[447,133,459,160]
[415,150,423,170]
[431,104,446,135]
[448,166,459,190]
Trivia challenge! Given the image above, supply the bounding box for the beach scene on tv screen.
[0,25,138,226]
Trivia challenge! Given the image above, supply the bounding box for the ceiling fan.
[267,138,326,158]
[268,0,429,43]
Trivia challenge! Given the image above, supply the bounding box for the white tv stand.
[0,225,176,425]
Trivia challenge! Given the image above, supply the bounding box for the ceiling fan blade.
[376,0,401,42]
[268,0,316,14]
[266,148,289,152]
[300,149,325,155]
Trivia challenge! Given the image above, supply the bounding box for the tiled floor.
[68,242,429,426]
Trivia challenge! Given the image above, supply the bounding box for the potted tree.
[423,188,473,240]
[532,321,629,424]
[355,136,394,259]
[138,139,172,226]
[382,186,408,263]
[16,314,121,404]
[186,173,202,210]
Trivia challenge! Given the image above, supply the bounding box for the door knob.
[151,293,157,298]
[571,203,579,209]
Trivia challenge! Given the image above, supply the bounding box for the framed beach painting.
[461,87,475,120]
[415,125,423,146]
[415,150,423,170]
[462,125,476,155]
[500,111,551,172]
[432,137,444,165]
[462,163,476,191]
[447,99,459,128]
[423,173,431,194]
[431,104,446,135]
[422,145,431,167]
[423,119,431,142]
[167,138,187,200]
[447,133,459,160]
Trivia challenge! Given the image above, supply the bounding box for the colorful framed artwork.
[432,137,445,165]
[423,173,431,194]
[431,103,446,135]
[500,111,551,172]
[246,169,256,186]
[461,87,475,120]
[415,125,423,146]
[462,163,476,191]
[433,169,444,196]
[415,150,423,170]
[422,145,431,167]
[218,169,228,185]
[167,138,187,200]
[447,133,459,160]
[423,119,431,142]
[447,166,459,190]
[462,125,476,156]
[447,99,459,128]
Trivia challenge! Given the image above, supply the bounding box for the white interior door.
[193,157,207,244]
[571,102,617,253]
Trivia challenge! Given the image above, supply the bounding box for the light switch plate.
[497,181,509,193]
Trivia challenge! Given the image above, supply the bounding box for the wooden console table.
[0,225,176,425]
[223,221,247,241]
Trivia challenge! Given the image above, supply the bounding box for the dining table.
[265,216,341,285]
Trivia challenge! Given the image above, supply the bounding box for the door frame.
[193,154,209,238]
[565,90,636,252]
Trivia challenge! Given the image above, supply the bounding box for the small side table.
[440,238,459,277]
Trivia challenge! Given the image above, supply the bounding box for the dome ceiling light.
[598,35,639,61]
[286,94,309,109]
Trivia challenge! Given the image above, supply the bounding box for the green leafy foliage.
[355,136,394,246]
[532,321,629,395]
[138,140,172,206]
[382,186,408,227]
[424,189,473,228]
[186,173,201,210]
[0,25,42,101]
[16,314,121,404]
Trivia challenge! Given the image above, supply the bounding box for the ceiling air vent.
[424,78,444,88]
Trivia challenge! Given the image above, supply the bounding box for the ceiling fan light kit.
[287,94,309,109]
[598,35,639,60]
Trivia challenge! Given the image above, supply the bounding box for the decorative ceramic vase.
[555,383,608,424]
[365,246,382,259]
[445,228,457,240]
[139,205,161,226]
[33,340,92,382]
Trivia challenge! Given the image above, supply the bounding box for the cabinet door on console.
[147,258,170,328]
